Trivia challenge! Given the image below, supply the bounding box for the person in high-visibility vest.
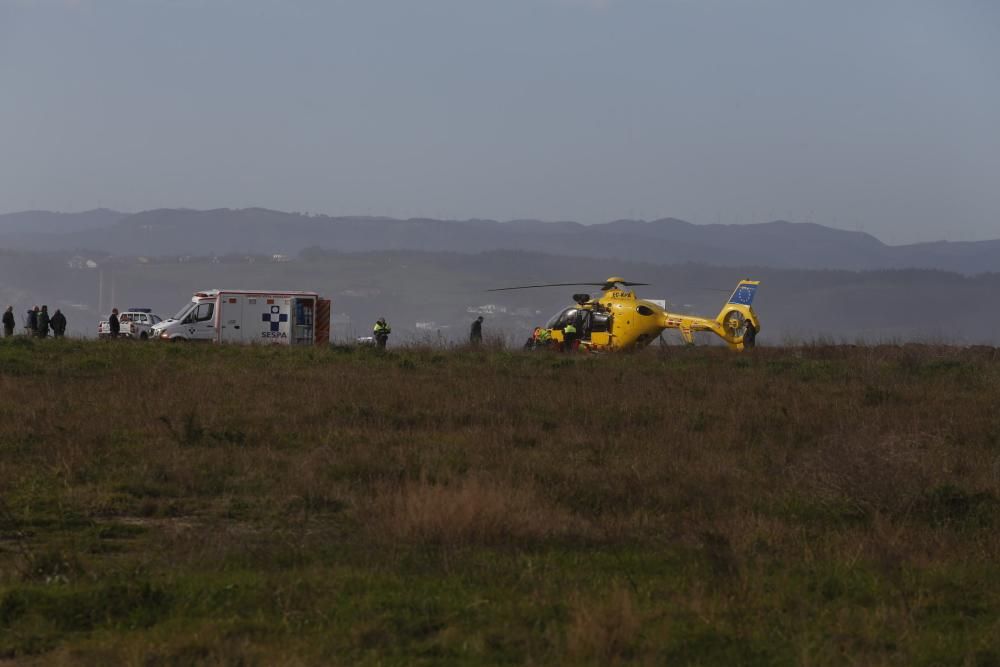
[562,322,578,351]
[373,318,391,349]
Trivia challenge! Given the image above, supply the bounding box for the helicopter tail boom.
[658,280,759,348]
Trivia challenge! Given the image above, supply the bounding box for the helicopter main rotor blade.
[486,283,606,292]
[488,279,652,292]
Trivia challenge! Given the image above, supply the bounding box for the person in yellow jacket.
[562,322,578,351]
[373,317,391,349]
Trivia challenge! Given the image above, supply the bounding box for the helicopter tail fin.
[725,280,759,308]
[714,280,760,347]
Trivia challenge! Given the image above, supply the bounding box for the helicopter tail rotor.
[714,280,760,347]
[721,309,746,338]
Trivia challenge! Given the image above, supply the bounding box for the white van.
[98,308,163,340]
[152,289,330,345]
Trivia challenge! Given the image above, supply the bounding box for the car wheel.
[139,332,149,340]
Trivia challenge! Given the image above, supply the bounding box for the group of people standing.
[3,305,68,338]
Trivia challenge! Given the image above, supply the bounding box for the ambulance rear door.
[218,293,244,343]
[291,296,316,346]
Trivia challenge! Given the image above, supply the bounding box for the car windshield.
[173,302,195,320]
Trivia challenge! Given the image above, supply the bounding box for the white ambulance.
[151,289,331,345]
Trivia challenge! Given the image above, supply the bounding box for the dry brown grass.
[792,432,943,518]
[566,584,642,663]
[0,340,998,664]
[366,476,585,546]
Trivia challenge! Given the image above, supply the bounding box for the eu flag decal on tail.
[728,282,758,306]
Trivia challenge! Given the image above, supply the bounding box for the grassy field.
[0,339,998,665]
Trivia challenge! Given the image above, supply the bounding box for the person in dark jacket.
[50,309,67,338]
[27,306,39,336]
[36,306,50,339]
[470,316,484,345]
[743,319,757,349]
[108,308,120,338]
[2,306,14,337]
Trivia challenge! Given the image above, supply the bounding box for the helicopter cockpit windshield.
[546,307,600,340]
[546,307,578,330]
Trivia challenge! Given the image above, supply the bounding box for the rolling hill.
[2,208,998,273]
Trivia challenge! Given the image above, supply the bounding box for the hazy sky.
[1,0,997,243]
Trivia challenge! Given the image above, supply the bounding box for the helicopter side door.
[588,311,613,347]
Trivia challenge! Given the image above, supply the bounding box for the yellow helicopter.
[490,277,760,351]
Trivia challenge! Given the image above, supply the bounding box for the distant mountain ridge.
[1,207,997,274]
[0,208,126,235]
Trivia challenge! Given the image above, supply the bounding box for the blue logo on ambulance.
[262,305,288,336]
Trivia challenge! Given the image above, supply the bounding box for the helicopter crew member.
[373,317,391,349]
[526,327,549,349]
[562,321,579,351]
[470,316,484,345]
[743,319,757,349]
